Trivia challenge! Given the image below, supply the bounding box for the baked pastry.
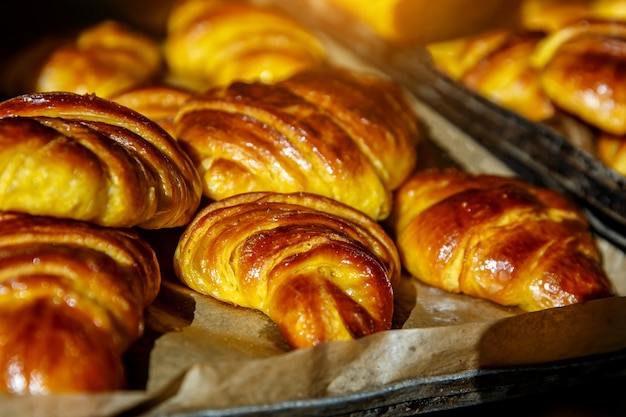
[173,68,420,220]
[428,30,555,122]
[597,132,626,175]
[109,84,193,137]
[174,191,401,348]
[0,91,202,229]
[0,211,161,394]
[389,169,613,312]
[519,0,594,33]
[1,20,162,99]
[163,0,327,91]
[531,19,626,135]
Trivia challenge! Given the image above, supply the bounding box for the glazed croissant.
[163,0,327,91]
[389,169,613,312]
[0,212,161,394]
[1,20,162,99]
[174,68,420,220]
[427,30,555,122]
[597,131,626,175]
[174,191,401,348]
[531,19,626,135]
[0,91,202,229]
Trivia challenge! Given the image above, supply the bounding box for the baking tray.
[273,0,626,252]
[149,348,626,417]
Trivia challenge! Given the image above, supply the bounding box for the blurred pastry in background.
[323,0,518,44]
[109,84,193,137]
[531,19,626,136]
[520,0,626,33]
[519,0,594,33]
[428,30,555,122]
[1,20,162,99]
[596,132,626,175]
[163,0,327,91]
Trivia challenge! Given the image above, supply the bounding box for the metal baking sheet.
[155,348,626,417]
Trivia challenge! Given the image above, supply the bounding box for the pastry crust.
[0,212,161,394]
[174,68,420,220]
[389,169,613,312]
[533,20,626,135]
[428,31,555,121]
[163,0,326,91]
[109,84,193,137]
[0,92,202,229]
[174,191,401,348]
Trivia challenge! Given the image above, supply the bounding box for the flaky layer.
[0,92,202,229]
[174,192,400,348]
[0,212,161,394]
[174,68,420,220]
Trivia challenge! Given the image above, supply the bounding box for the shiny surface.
[0,92,202,228]
[428,31,555,122]
[0,212,161,394]
[390,169,613,311]
[174,191,400,348]
[175,68,420,220]
[531,20,626,135]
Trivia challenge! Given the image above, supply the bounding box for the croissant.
[531,19,626,135]
[323,0,515,43]
[163,0,326,91]
[174,191,401,348]
[173,68,420,220]
[389,169,614,312]
[0,91,202,229]
[0,211,161,394]
[1,20,162,99]
[428,31,555,122]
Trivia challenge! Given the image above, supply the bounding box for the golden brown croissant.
[1,20,162,99]
[174,68,420,220]
[174,191,401,348]
[389,169,613,312]
[428,31,555,122]
[0,91,202,229]
[531,19,626,135]
[0,211,161,394]
[163,0,327,91]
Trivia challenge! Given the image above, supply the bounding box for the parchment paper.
[2,4,626,417]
